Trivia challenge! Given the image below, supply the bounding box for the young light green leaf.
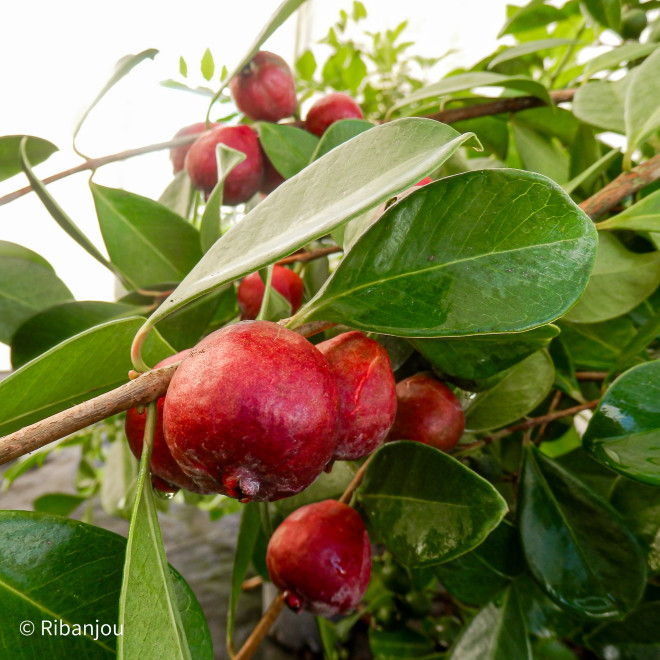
[73,49,159,155]
[200,144,246,253]
[0,242,73,345]
[488,39,576,70]
[448,586,532,660]
[583,361,660,486]
[464,351,555,432]
[141,119,477,330]
[91,183,203,290]
[572,78,629,134]
[200,48,214,81]
[625,48,660,167]
[519,446,646,619]
[583,43,659,79]
[358,441,508,567]
[118,404,193,660]
[0,135,58,182]
[258,122,318,178]
[179,56,188,77]
[597,188,660,233]
[0,317,173,436]
[563,232,660,324]
[291,169,597,337]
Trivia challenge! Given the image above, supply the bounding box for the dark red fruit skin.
[229,51,297,122]
[305,93,364,137]
[388,373,465,452]
[125,351,212,494]
[169,122,216,174]
[184,124,263,204]
[317,331,397,460]
[267,500,372,617]
[162,321,340,502]
[237,265,304,320]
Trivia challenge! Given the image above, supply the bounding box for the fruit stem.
[283,319,337,338]
[339,454,374,505]
[233,591,287,660]
[131,320,154,372]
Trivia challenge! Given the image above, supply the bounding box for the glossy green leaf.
[200,144,246,253]
[564,233,660,323]
[607,308,660,379]
[583,43,660,79]
[597,188,660,233]
[10,301,137,368]
[358,442,508,567]
[586,602,660,660]
[0,241,73,345]
[549,338,583,402]
[73,49,158,153]
[227,503,261,654]
[611,479,660,573]
[118,404,195,660]
[448,586,531,660]
[464,351,555,432]
[19,138,118,276]
[258,122,318,179]
[91,183,202,290]
[0,317,173,436]
[436,520,526,606]
[582,0,621,30]
[32,493,86,516]
[143,119,477,328]
[625,48,660,167]
[572,78,629,134]
[412,326,558,380]
[389,72,551,117]
[519,446,646,619]
[0,511,210,659]
[488,39,576,70]
[584,361,660,485]
[368,627,434,659]
[310,119,374,160]
[291,169,597,336]
[556,447,621,500]
[0,135,58,182]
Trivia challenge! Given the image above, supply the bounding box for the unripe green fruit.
[381,556,412,595]
[620,9,647,40]
[400,590,432,619]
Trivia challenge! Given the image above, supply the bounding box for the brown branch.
[535,390,563,445]
[276,245,342,265]
[0,363,179,466]
[339,454,374,505]
[234,592,287,660]
[425,88,575,124]
[576,371,608,381]
[0,134,198,208]
[580,152,660,220]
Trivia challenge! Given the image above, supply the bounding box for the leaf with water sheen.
[583,361,660,486]
[358,442,508,567]
[144,119,476,328]
[292,169,596,336]
[519,446,646,619]
[0,511,210,659]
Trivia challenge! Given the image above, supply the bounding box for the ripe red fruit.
[185,124,263,204]
[305,92,364,137]
[169,122,215,174]
[125,351,211,494]
[388,373,465,452]
[229,51,297,122]
[237,265,304,320]
[317,331,397,460]
[267,500,372,616]
[162,321,340,502]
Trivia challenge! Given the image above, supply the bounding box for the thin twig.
[576,371,608,381]
[339,454,374,505]
[534,390,563,445]
[276,245,343,265]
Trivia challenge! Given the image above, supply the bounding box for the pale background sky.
[0,0,514,370]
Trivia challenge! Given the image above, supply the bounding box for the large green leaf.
[583,361,660,486]
[564,233,660,323]
[0,317,173,436]
[624,47,660,167]
[519,446,646,619]
[258,122,318,179]
[368,627,435,659]
[292,170,597,337]
[91,183,202,290]
[0,511,210,659]
[464,351,555,432]
[10,301,137,368]
[0,241,73,345]
[410,325,559,380]
[310,119,374,161]
[0,135,58,182]
[436,520,526,606]
[583,43,660,79]
[389,72,551,117]
[597,188,660,233]
[142,119,477,329]
[572,78,629,134]
[447,586,532,660]
[358,442,508,567]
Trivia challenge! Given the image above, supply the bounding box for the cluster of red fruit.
[169,50,365,204]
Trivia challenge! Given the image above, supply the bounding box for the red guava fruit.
[237,265,304,320]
